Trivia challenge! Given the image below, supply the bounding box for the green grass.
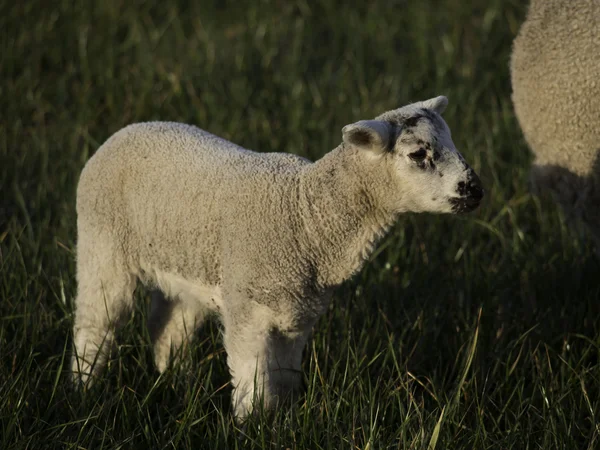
[2,0,600,448]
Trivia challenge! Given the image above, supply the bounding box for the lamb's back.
[77,122,311,283]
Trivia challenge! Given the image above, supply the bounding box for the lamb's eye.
[409,148,427,162]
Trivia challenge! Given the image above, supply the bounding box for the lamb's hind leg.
[71,238,136,385]
[148,290,208,373]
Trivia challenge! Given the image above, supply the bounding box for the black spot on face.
[457,181,467,196]
[403,115,423,128]
[433,150,440,161]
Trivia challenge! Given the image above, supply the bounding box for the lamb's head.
[342,96,483,214]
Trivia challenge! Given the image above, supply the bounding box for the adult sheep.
[71,96,484,420]
[511,0,600,244]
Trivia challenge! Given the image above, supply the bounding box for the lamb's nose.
[466,172,484,201]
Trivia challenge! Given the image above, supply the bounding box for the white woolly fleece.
[511,0,600,242]
[71,96,482,419]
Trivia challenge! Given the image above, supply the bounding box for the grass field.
[2,0,600,448]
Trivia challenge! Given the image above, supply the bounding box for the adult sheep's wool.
[71,96,484,420]
[511,0,600,242]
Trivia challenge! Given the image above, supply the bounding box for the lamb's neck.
[298,146,398,288]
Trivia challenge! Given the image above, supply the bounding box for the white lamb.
[71,96,483,420]
[511,0,600,244]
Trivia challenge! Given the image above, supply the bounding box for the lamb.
[511,0,600,244]
[71,96,484,420]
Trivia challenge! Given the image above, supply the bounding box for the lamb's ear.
[421,96,448,114]
[342,120,393,153]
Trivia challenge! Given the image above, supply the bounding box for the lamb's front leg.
[223,306,308,421]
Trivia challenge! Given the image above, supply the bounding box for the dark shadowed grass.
[2,0,600,448]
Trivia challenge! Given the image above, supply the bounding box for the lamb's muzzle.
[451,170,484,213]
